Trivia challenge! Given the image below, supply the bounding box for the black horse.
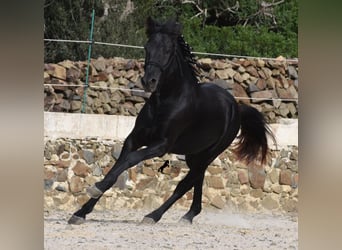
[68,17,275,225]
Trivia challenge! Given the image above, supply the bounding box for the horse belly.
[170,120,223,154]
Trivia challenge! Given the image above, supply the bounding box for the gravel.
[44,208,297,250]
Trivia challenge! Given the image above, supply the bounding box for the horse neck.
[159,48,197,98]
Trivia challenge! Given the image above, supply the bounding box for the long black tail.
[233,104,276,164]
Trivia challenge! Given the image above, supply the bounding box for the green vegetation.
[44,0,297,62]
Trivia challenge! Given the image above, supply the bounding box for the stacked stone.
[44,56,298,123]
[44,138,298,213]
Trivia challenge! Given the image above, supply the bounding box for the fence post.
[81,8,95,113]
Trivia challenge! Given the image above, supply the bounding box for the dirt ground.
[44,207,297,250]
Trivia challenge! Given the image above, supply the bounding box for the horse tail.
[233,104,276,165]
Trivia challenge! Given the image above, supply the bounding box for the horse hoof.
[179,217,192,225]
[68,215,85,225]
[140,216,156,225]
[86,185,103,198]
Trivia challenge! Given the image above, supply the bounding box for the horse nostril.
[149,78,157,85]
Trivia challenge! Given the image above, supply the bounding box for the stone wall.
[44,138,298,213]
[44,56,298,214]
[44,56,298,123]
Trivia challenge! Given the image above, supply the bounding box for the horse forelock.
[146,17,181,37]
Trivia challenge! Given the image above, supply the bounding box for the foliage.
[44,0,297,62]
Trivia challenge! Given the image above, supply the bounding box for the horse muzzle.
[141,75,159,93]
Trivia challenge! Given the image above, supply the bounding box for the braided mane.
[177,35,200,82]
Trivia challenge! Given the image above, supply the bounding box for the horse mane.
[177,35,200,82]
[146,17,200,82]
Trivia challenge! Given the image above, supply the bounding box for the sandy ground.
[44,208,297,250]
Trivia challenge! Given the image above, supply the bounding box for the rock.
[66,67,81,82]
[288,85,298,99]
[279,170,292,185]
[112,143,122,160]
[212,60,229,70]
[142,166,155,177]
[256,59,265,67]
[143,194,162,209]
[247,84,259,93]
[73,161,91,177]
[48,64,66,80]
[241,72,250,81]
[271,184,282,194]
[233,83,250,104]
[70,100,82,111]
[98,91,111,103]
[248,165,266,189]
[261,195,279,210]
[237,66,246,73]
[136,178,154,190]
[102,166,112,175]
[212,79,231,90]
[69,176,84,193]
[292,174,299,188]
[211,157,222,167]
[207,176,225,189]
[97,155,112,168]
[92,165,102,177]
[215,69,229,79]
[250,90,274,103]
[56,169,68,182]
[288,65,298,79]
[113,171,128,189]
[59,99,70,110]
[287,103,297,117]
[207,166,223,175]
[97,81,108,90]
[233,72,244,82]
[263,178,273,193]
[281,198,297,212]
[84,176,97,186]
[44,179,54,190]
[246,66,259,77]
[250,188,264,198]
[210,195,225,209]
[82,150,95,164]
[55,183,68,192]
[198,58,212,70]
[256,79,267,90]
[278,102,290,117]
[92,57,106,72]
[269,168,280,184]
[52,192,70,206]
[238,170,249,184]
[129,168,137,182]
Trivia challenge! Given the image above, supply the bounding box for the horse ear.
[146,16,156,37]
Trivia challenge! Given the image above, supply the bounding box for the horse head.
[141,17,182,93]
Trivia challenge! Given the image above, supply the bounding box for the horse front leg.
[68,139,169,224]
[91,139,169,194]
[67,133,141,225]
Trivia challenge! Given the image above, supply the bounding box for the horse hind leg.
[180,133,237,224]
[180,172,205,224]
[179,155,211,224]
[141,168,201,224]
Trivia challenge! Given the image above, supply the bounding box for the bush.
[44,0,297,62]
